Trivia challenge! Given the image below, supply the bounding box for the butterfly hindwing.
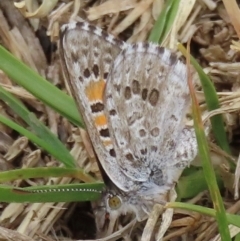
[105,43,194,187]
[60,21,197,195]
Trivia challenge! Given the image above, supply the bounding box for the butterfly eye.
[107,195,122,210]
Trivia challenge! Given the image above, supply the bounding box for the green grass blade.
[0,114,75,168]
[0,167,96,183]
[186,47,231,240]
[148,0,180,43]
[27,113,76,168]
[0,183,104,202]
[0,85,76,168]
[0,113,47,150]
[0,45,84,128]
[167,202,240,228]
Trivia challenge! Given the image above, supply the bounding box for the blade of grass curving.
[0,113,71,166]
[0,86,76,168]
[0,183,104,203]
[27,112,76,168]
[178,44,230,154]
[186,43,231,240]
[148,0,180,43]
[0,167,96,183]
[0,45,84,128]
[167,202,240,228]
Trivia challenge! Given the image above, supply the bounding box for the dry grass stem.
[0,0,239,240]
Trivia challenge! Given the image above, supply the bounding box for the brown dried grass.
[0,0,239,240]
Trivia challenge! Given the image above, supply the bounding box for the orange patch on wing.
[94,113,108,127]
[85,79,105,102]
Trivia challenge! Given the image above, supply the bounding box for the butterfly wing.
[59,21,134,191]
[104,43,196,187]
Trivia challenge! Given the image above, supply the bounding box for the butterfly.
[59,20,198,236]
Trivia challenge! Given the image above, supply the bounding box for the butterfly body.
[60,20,197,232]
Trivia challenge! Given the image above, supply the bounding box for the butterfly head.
[106,192,122,210]
[93,183,168,236]
[93,188,140,236]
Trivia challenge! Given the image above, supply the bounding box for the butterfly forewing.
[59,21,133,191]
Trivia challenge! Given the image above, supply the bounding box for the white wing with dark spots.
[59,21,135,192]
[105,42,197,188]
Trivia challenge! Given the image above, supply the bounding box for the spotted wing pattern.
[105,43,197,191]
[60,20,198,213]
[60,21,134,191]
